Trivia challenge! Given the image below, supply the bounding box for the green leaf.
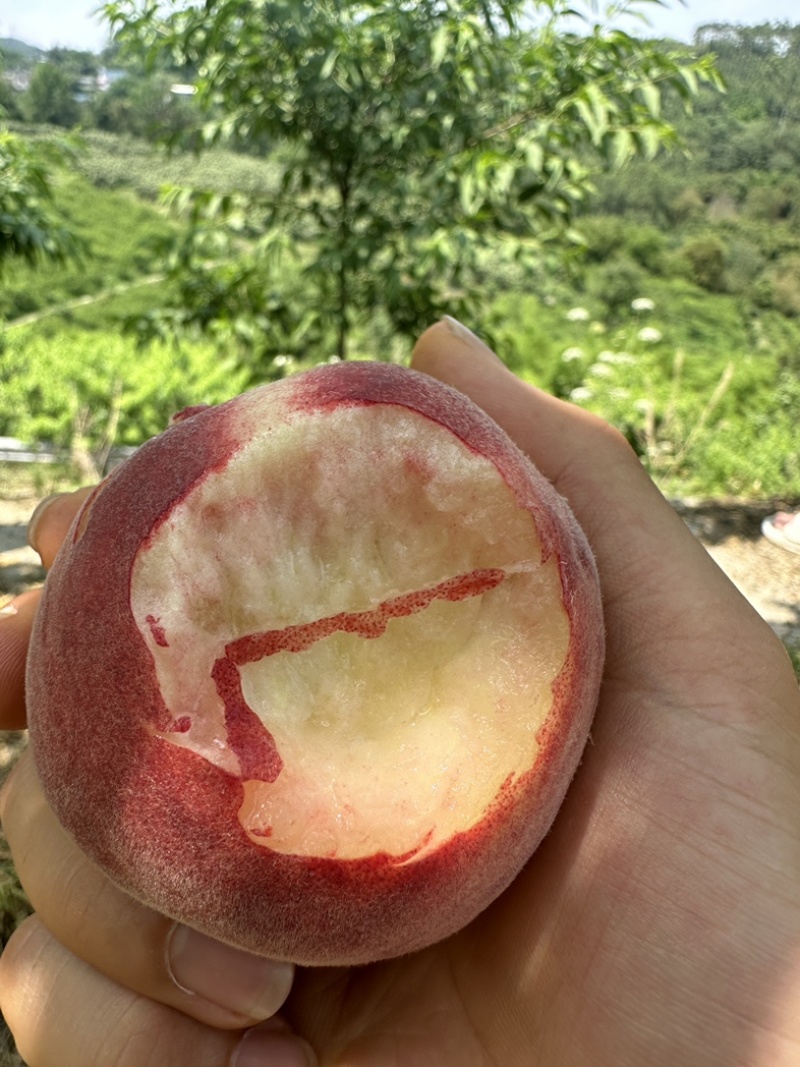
[430,25,449,69]
[639,81,661,119]
[611,128,634,168]
[99,0,722,361]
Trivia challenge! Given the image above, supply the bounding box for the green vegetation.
[2,329,248,480]
[102,0,718,369]
[0,130,80,271]
[0,10,798,503]
[0,168,174,320]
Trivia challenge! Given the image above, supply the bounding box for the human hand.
[0,509,315,1066]
[3,318,800,1067]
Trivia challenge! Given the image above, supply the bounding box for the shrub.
[680,236,728,292]
[0,330,249,477]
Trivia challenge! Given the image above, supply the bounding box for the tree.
[681,235,727,292]
[26,62,81,127]
[91,72,200,140]
[0,54,24,120]
[105,0,722,376]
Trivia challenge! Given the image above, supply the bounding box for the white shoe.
[762,512,800,555]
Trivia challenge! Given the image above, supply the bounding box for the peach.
[26,361,604,966]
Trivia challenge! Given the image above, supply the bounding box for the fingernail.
[232,1024,317,1067]
[167,924,294,1023]
[441,316,503,363]
[26,494,63,556]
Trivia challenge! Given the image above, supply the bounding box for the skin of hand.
[1,317,800,1067]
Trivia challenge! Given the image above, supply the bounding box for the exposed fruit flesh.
[130,403,570,861]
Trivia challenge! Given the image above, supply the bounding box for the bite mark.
[211,567,507,784]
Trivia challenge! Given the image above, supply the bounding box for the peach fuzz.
[25,361,604,966]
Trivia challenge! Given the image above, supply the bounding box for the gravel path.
[673,498,800,652]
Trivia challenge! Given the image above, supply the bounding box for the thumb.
[411,319,778,687]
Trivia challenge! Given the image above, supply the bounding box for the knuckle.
[0,749,27,832]
[0,915,48,1049]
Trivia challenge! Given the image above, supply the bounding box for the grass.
[0,171,177,323]
[494,284,800,500]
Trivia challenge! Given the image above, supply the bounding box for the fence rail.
[0,440,136,467]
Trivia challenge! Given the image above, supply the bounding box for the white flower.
[565,306,590,322]
[588,362,613,377]
[637,327,663,343]
[589,321,607,334]
[561,346,585,362]
[273,355,292,368]
[631,297,656,313]
[569,386,594,402]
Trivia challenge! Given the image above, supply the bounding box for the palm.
[287,546,800,1067]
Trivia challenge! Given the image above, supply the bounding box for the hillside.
[1,21,799,503]
[0,39,42,61]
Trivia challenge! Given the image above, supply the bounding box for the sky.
[0,0,797,54]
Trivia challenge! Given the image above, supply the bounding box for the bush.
[587,257,646,318]
[0,329,249,477]
[680,236,728,292]
[757,256,800,317]
[744,183,796,222]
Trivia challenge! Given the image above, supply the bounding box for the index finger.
[27,488,97,569]
[0,489,95,730]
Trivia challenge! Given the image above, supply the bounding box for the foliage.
[101,0,721,378]
[25,62,81,128]
[72,128,286,199]
[3,18,800,502]
[679,234,727,292]
[0,167,176,320]
[0,129,80,275]
[90,71,201,141]
[587,256,647,318]
[0,329,249,478]
[497,287,800,498]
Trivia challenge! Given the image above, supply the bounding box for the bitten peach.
[26,361,604,966]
